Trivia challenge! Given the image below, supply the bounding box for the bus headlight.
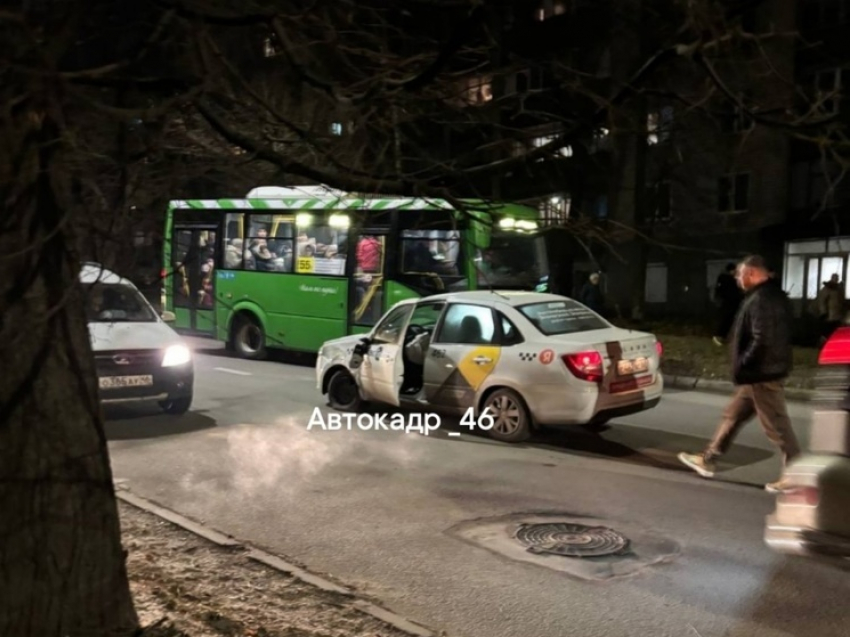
[162,344,192,367]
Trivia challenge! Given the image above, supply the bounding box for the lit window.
[538,196,570,223]
[535,0,567,21]
[647,107,673,145]
[330,122,343,136]
[263,37,280,58]
[462,75,493,105]
[532,134,572,157]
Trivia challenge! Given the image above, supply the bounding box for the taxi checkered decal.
[518,352,538,362]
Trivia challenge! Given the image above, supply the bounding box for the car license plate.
[610,375,654,394]
[99,375,153,389]
[617,357,649,376]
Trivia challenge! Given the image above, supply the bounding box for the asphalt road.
[107,338,849,637]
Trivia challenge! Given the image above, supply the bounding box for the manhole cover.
[515,522,631,558]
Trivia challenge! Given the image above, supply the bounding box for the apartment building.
[429,0,849,319]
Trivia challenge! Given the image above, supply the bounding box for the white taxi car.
[81,263,194,414]
[316,291,663,442]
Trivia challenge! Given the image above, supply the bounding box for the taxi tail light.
[563,351,604,383]
[779,486,820,507]
[655,340,663,358]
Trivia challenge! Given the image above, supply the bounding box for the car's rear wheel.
[232,314,266,360]
[327,369,361,411]
[160,394,192,415]
[482,388,531,443]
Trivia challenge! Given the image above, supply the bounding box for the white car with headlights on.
[316,291,663,442]
[81,263,194,414]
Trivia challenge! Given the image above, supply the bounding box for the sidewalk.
[663,374,815,402]
[122,497,429,637]
[658,333,818,402]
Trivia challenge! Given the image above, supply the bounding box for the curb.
[116,488,436,637]
[665,376,815,402]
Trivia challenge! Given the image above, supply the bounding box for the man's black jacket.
[730,279,794,385]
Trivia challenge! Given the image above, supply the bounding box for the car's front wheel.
[327,369,362,411]
[482,388,531,443]
[160,395,192,415]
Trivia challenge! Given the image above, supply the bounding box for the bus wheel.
[327,369,361,411]
[233,315,267,360]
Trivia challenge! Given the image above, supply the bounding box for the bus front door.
[172,226,217,335]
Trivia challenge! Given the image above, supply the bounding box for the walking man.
[678,255,800,493]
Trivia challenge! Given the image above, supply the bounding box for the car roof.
[78,263,133,286]
[422,290,567,307]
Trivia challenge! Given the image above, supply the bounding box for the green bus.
[163,186,547,358]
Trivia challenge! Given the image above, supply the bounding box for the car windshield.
[519,299,609,335]
[475,234,548,290]
[86,283,157,323]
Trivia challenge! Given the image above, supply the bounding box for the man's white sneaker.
[765,479,793,494]
[678,452,716,478]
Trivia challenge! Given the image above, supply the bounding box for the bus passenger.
[356,236,382,273]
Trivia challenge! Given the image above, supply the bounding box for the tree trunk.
[0,108,139,635]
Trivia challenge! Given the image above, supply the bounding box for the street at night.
[106,338,850,637]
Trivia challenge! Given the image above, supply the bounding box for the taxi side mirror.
[161,310,176,322]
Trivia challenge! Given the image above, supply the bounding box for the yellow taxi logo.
[457,346,500,390]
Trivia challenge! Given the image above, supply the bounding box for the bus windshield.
[475,233,548,290]
[399,228,465,292]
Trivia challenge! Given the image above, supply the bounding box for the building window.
[720,105,754,133]
[330,122,343,136]
[513,127,572,161]
[592,195,608,219]
[590,128,610,153]
[263,36,281,58]
[783,238,850,300]
[461,75,493,105]
[538,196,571,224]
[791,160,846,210]
[535,0,567,21]
[814,68,849,115]
[532,134,572,157]
[801,0,850,29]
[505,67,546,95]
[645,263,668,304]
[647,107,673,145]
[717,174,749,213]
[648,181,672,222]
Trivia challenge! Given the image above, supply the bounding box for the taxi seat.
[458,315,484,344]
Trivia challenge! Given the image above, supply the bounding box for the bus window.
[223,213,244,270]
[475,233,548,290]
[295,214,348,276]
[245,213,292,273]
[400,229,463,292]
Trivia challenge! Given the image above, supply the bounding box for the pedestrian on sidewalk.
[678,255,800,494]
[579,272,605,316]
[712,263,743,346]
[814,273,845,345]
